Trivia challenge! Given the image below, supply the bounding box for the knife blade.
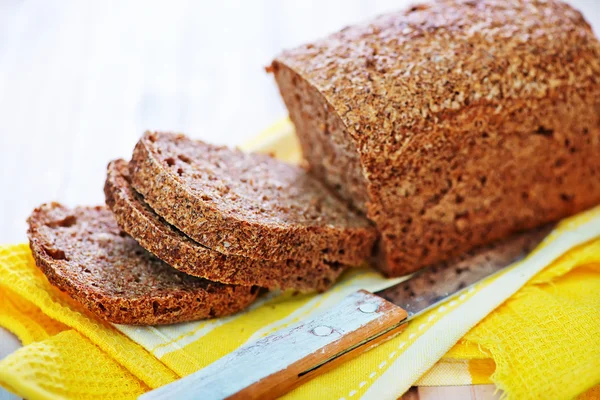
[376,224,553,317]
[140,224,553,400]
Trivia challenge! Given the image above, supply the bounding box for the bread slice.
[27,203,259,325]
[271,0,600,276]
[105,159,345,291]
[128,131,378,264]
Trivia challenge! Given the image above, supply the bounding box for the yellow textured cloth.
[0,120,599,399]
[1,330,149,400]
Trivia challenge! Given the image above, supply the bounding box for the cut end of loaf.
[271,61,371,215]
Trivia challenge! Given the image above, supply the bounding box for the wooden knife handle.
[139,290,408,400]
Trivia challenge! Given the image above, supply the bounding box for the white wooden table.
[0,1,598,399]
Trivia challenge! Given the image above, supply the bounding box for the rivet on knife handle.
[139,290,408,400]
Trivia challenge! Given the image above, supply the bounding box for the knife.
[140,225,553,400]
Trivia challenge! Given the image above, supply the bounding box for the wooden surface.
[401,386,501,400]
[0,1,598,399]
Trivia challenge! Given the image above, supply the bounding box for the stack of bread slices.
[27,132,378,325]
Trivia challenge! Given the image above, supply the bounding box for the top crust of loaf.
[129,131,378,264]
[27,203,258,325]
[275,0,599,138]
[105,159,345,291]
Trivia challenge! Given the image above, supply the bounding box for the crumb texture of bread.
[105,159,345,291]
[128,131,378,264]
[27,203,258,325]
[273,0,600,276]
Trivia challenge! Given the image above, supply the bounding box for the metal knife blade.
[376,223,554,318]
[139,224,555,400]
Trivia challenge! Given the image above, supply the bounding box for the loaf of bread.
[129,131,378,265]
[105,159,345,291]
[27,203,259,325]
[272,0,600,276]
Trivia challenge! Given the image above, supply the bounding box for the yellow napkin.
[1,120,599,400]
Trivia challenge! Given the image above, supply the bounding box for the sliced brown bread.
[105,159,345,291]
[128,131,378,264]
[27,203,259,325]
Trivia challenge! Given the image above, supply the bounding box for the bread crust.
[27,203,258,325]
[129,131,378,264]
[105,159,345,291]
[273,0,600,276]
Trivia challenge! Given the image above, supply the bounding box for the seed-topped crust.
[128,131,378,264]
[105,159,345,291]
[27,203,259,325]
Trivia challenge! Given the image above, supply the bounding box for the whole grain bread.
[128,131,378,264]
[27,203,259,325]
[271,0,600,276]
[105,159,345,291]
